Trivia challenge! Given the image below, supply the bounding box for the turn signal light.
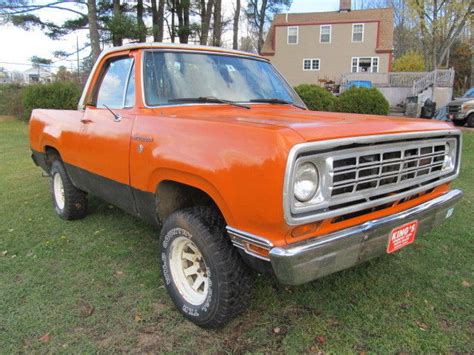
[244,242,270,258]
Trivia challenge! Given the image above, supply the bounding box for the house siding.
[265,21,390,85]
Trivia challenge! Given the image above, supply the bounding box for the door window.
[96,57,134,109]
[124,63,135,107]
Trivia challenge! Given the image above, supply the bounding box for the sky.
[0,0,348,73]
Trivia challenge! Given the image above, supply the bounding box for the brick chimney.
[339,0,351,12]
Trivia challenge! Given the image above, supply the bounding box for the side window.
[96,57,133,109]
[124,64,135,107]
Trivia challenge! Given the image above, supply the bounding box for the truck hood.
[164,105,455,142]
[449,97,473,106]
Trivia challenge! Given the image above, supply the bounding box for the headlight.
[294,162,318,202]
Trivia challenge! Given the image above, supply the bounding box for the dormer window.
[287,26,298,44]
[320,25,331,43]
[352,23,364,42]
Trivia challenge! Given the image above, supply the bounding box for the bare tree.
[233,0,241,49]
[176,0,190,43]
[199,0,214,45]
[245,0,292,54]
[151,0,165,41]
[136,0,146,42]
[112,0,122,46]
[471,9,474,87]
[87,0,100,61]
[212,0,222,46]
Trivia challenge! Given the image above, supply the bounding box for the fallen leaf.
[315,336,326,345]
[39,333,50,343]
[135,313,143,322]
[462,280,471,287]
[77,300,95,317]
[115,271,124,277]
[1,250,7,257]
[438,318,450,331]
[415,320,429,331]
[400,303,410,310]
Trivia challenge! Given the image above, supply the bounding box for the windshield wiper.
[168,96,250,109]
[250,98,306,110]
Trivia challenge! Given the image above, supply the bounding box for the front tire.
[467,114,474,128]
[50,160,88,220]
[159,207,253,328]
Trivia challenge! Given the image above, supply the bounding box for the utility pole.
[76,36,80,83]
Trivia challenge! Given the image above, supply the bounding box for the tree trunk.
[176,0,190,43]
[112,0,122,46]
[151,0,159,41]
[137,0,146,42]
[432,0,438,69]
[232,0,240,50]
[170,0,176,43]
[158,0,165,41]
[257,0,268,54]
[87,0,100,62]
[212,0,221,46]
[151,0,165,42]
[200,0,214,45]
[470,10,474,87]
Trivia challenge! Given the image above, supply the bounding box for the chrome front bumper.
[269,189,463,285]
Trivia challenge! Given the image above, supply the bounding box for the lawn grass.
[0,119,473,353]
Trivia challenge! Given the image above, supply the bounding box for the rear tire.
[50,160,88,220]
[159,206,253,328]
[467,114,474,128]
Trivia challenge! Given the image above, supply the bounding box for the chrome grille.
[448,105,460,113]
[330,142,447,197]
[284,131,461,225]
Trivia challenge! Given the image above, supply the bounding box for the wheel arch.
[151,169,234,226]
[43,145,61,169]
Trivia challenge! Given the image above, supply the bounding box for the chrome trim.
[283,130,462,225]
[122,59,135,108]
[226,226,273,261]
[271,189,463,285]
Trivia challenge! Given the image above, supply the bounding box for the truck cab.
[448,87,474,127]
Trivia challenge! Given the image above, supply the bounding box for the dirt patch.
[0,115,16,122]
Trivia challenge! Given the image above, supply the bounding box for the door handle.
[80,118,93,124]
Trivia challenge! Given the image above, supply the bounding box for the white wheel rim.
[169,236,209,306]
[53,173,65,210]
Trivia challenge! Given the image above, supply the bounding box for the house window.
[320,25,331,43]
[287,26,298,44]
[303,58,320,71]
[352,23,364,42]
[372,57,379,72]
[351,57,380,73]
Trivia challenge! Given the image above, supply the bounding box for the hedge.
[0,84,24,119]
[335,87,389,115]
[23,81,82,121]
[294,85,389,116]
[294,84,336,111]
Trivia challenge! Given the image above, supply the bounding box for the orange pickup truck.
[30,43,463,328]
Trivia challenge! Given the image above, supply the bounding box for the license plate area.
[387,220,418,254]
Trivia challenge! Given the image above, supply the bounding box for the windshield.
[463,88,474,98]
[143,51,304,107]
